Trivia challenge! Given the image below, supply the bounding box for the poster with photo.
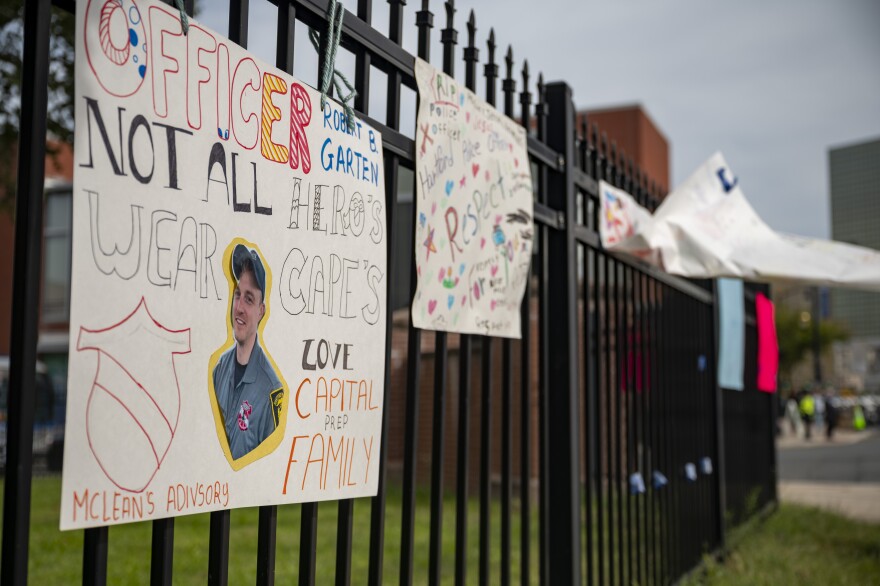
[61,0,387,529]
[412,58,534,338]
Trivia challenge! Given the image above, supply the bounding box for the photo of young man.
[212,243,284,460]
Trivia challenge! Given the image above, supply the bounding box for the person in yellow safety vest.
[853,404,867,431]
[799,391,816,440]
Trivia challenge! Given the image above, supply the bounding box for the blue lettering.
[321,137,334,171]
[717,167,738,193]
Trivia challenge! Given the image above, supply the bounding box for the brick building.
[578,103,670,195]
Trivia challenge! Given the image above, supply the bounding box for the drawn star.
[423,227,438,260]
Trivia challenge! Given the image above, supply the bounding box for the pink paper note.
[755,292,778,393]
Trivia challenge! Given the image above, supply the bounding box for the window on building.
[42,188,72,324]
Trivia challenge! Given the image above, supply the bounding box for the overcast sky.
[199,0,880,239]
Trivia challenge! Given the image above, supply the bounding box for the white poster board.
[600,153,880,290]
[411,58,534,338]
[61,0,387,529]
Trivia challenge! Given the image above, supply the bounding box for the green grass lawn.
[4,477,879,584]
[2,476,540,584]
[683,504,880,586]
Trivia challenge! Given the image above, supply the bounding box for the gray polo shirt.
[213,341,284,460]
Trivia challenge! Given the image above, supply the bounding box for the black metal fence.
[2,0,776,584]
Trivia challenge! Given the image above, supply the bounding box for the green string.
[173,0,189,35]
[309,0,358,131]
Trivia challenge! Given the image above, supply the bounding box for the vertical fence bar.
[208,509,230,586]
[453,7,475,586]
[711,281,728,557]
[335,500,353,586]
[480,334,493,586]
[257,506,277,586]
[255,2,298,582]
[228,0,249,46]
[367,2,408,585]
[276,1,296,74]
[400,0,426,580]
[208,3,249,580]
[533,64,553,586]
[0,1,51,584]
[600,133,616,586]
[428,331,449,586]
[298,503,318,586]
[544,81,582,586]
[659,279,670,585]
[612,144,624,586]
[622,159,634,586]
[651,277,662,586]
[83,527,109,586]
[590,125,606,586]
[151,519,175,586]
[475,30,496,586]
[507,47,532,586]
[455,330,472,586]
[583,243,595,586]
[354,0,372,113]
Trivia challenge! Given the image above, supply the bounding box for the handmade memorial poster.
[411,58,534,338]
[755,292,779,393]
[717,278,745,391]
[61,0,387,529]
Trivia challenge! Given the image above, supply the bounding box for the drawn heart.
[445,180,454,195]
[480,237,486,249]
[428,299,438,314]
[461,295,467,306]
[447,295,455,309]
[459,263,466,275]
[473,283,481,300]
[472,163,480,177]
[514,158,519,168]
[485,170,490,181]
[491,300,497,311]
[491,265,499,277]
[431,202,437,215]
[438,267,446,282]
[508,143,513,152]
[466,112,471,122]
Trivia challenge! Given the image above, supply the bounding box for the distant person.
[825,393,838,441]
[785,393,802,437]
[799,391,815,440]
[814,393,825,430]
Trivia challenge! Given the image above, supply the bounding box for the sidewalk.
[778,481,880,524]
[777,427,880,524]
[776,427,875,450]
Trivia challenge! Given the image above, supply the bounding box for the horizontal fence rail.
[2,0,777,584]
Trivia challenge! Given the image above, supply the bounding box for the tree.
[0,0,75,213]
[775,304,849,389]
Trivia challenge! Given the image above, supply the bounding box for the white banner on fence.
[61,0,387,529]
[411,58,534,338]
[599,152,880,290]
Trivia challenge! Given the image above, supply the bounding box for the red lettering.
[295,378,311,419]
[302,434,325,490]
[289,82,312,173]
[444,207,464,262]
[282,435,309,494]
